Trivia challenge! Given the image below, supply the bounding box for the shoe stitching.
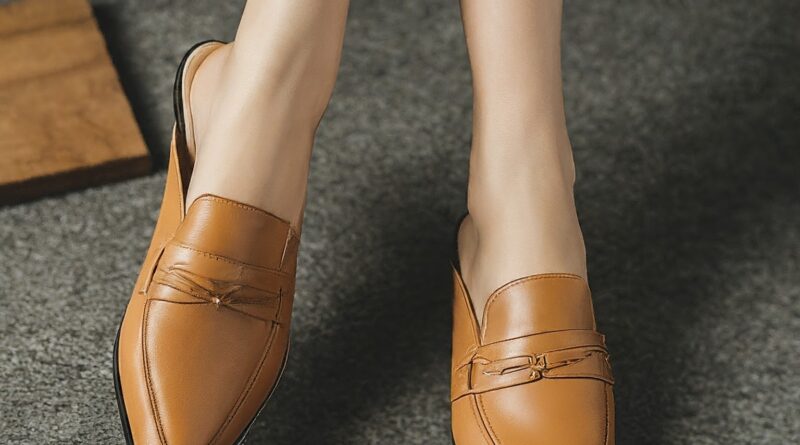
[145,298,205,305]
[279,233,300,270]
[481,273,586,340]
[454,335,607,371]
[209,322,277,445]
[154,265,281,302]
[141,294,280,445]
[153,281,278,307]
[141,239,169,295]
[156,266,281,295]
[173,243,291,275]
[477,394,501,445]
[468,395,494,445]
[169,136,189,220]
[208,290,283,445]
[135,44,287,444]
[547,372,613,382]
[142,299,168,445]
[453,268,481,344]
[454,268,495,445]
[195,195,298,239]
[454,347,612,400]
[146,285,278,324]
[142,237,290,443]
[457,270,601,444]
[478,328,603,348]
[604,384,611,445]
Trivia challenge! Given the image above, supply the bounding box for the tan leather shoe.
[451,259,615,444]
[114,41,300,444]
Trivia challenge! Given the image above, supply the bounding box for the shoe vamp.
[477,378,611,445]
[143,298,278,444]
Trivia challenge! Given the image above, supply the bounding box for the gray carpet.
[2,0,799,443]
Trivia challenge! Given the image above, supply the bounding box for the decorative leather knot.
[472,346,609,383]
[153,264,276,310]
[451,330,614,401]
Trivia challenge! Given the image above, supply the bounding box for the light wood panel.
[0,0,150,205]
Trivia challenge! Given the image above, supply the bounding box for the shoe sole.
[114,40,290,445]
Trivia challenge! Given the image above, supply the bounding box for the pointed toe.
[114,40,299,445]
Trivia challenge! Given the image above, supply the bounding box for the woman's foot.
[457,0,587,326]
[116,42,303,445]
[183,1,349,231]
[457,128,587,325]
[450,139,613,444]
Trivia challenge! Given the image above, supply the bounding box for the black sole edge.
[113,323,134,444]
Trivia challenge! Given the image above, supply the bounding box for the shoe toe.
[478,379,613,445]
[140,301,279,444]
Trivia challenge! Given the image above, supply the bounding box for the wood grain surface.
[0,0,150,205]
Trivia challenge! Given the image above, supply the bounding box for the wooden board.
[0,0,150,205]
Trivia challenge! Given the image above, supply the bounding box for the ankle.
[223,40,339,127]
[471,118,576,181]
[186,125,314,231]
[467,131,578,217]
[459,129,588,321]
[458,206,587,325]
[183,43,327,230]
[465,149,586,279]
[464,196,587,278]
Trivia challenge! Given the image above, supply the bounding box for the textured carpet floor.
[2,1,799,444]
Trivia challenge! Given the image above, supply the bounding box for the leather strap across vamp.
[115,41,299,445]
[450,272,615,445]
[117,190,299,445]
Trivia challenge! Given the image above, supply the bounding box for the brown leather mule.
[450,237,615,444]
[114,41,299,445]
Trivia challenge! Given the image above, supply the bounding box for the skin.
[185,0,350,230]
[186,0,585,325]
[457,0,585,324]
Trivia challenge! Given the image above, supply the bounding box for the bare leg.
[458,0,586,324]
[185,0,350,231]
